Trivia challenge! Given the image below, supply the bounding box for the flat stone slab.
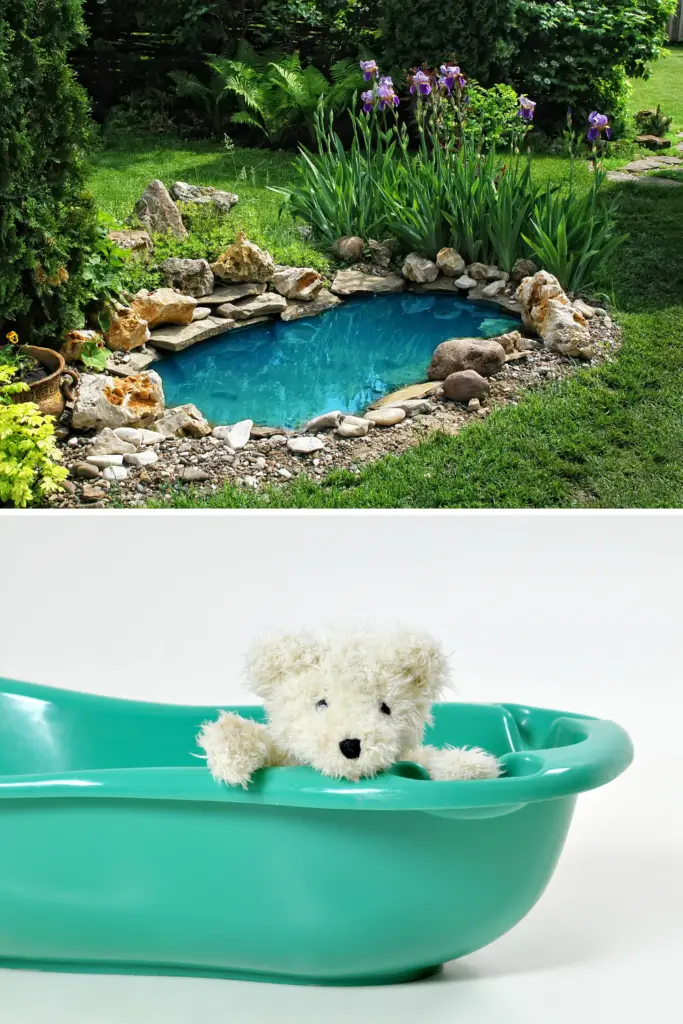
[623,158,676,172]
[331,270,405,296]
[371,381,440,408]
[106,349,160,377]
[148,316,231,353]
[467,288,522,315]
[408,278,463,293]
[199,283,267,305]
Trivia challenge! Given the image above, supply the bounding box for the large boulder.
[160,257,214,298]
[170,181,239,213]
[402,253,439,283]
[72,372,164,431]
[271,266,323,301]
[436,248,466,277]
[516,271,594,358]
[510,258,539,285]
[131,288,197,328]
[104,309,151,352]
[133,180,187,239]
[330,270,405,295]
[211,230,275,283]
[428,337,506,379]
[154,404,211,439]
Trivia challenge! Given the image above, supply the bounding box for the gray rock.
[454,274,477,290]
[385,398,434,416]
[428,338,506,379]
[138,429,166,445]
[305,411,343,432]
[402,253,439,283]
[408,278,463,294]
[160,257,214,298]
[106,348,160,378]
[368,239,393,268]
[281,289,341,322]
[154,404,212,439]
[468,398,481,411]
[271,266,323,301]
[331,270,405,296]
[180,467,211,482]
[170,182,239,213]
[442,370,491,402]
[107,230,154,254]
[134,180,187,239]
[467,263,506,282]
[199,283,267,305]
[192,306,212,321]
[482,278,507,298]
[212,420,252,449]
[277,467,293,479]
[510,258,539,285]
[287,436,325,454]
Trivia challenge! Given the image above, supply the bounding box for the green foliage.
[77,214,130,329]
[462,83,526,149]
[208,42,364,146]
[79,340,108,371]
[0,0,100,346]
[0,366,67,508]
[381,0,516,85]
[168,67,234,137]
[277,84,625,289]
[511,1,678,135]
[104,89,178,137]
[634,104,673,135]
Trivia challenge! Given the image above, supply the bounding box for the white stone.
[305,411,343,432]
[287,436,325,454]
[154,404,212,439]
[336,415,370,438]
[364,407,406,427]
[113,427,143,446]
[573,298,596,320]
[89,428,137,457]
[138,429,166,445]
[386,398,434,415]
[124,450,159,467]
[454,274,477,290]
[277,468,293,479]
[402,253,439,283]
[212,420,253,450]
[103,465,128,481]
[482,279,507,297]
[86,454,124,468]
[192,306,212,321]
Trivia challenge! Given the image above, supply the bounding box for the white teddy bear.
[197,627,501,787]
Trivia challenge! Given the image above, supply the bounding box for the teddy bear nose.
[339,738,361,760]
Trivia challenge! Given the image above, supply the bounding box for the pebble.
[124,450,159,468]
[73,462,101,479]
[254,457,266,469]
[287,436,325,454]
[81,484,107,502]
[468,398,481,411]
[336,416,370,438]
[180,467,211,482]
[277,468,293,479]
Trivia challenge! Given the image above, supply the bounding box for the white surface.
[0,512,681,1022]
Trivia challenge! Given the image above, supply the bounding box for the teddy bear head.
[246,627,448,781]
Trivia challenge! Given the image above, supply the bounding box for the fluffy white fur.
[197,627,500,787]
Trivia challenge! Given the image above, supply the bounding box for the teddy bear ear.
[247,631,322,697]
[384,628,449,700]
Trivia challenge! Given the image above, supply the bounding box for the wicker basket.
[10,346,79,418]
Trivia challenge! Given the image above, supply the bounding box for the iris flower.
[438,64,466,91]
[360,60,378,82]
[377,76,399,110]
[409,69,432,97]
[587,111,611,141]
[518,95,536,121]
[361,90,374,113]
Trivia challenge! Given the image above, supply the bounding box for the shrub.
[0,360,67,508]
[0,0,101,347]
[634,105,673,136]
[511,1,678,135]
[381,0,516,86]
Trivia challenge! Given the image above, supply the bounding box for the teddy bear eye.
[380,702,391,716]
[316,699,328,709]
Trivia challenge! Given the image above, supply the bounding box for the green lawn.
[88,50,683,509]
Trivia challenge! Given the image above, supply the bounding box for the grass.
[88,50,683,509]
[646,167,683,182]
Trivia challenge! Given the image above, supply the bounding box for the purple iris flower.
[361,89,374,113]
[438,64,459,91]
[518,95,536,122]
[377,76,399,110]
[587,111,611,141]
[409,69,432,97]
[360,60,378,82]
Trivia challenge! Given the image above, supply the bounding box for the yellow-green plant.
[0,364,67,508]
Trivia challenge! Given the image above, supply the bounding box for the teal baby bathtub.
[0,678,633,986]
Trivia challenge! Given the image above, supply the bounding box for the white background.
[0,511,680,1022]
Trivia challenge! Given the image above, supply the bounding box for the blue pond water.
[157,293,518,429]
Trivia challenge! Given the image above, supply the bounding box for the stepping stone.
[148,316,231,352]
[607,171,638,183]
[624,158,674,172]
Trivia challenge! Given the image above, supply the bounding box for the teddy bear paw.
[197,712,268,788]
[428,746,501,782]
